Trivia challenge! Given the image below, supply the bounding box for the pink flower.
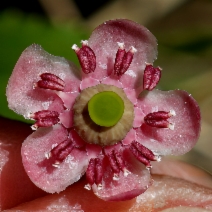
[6,19,201,201]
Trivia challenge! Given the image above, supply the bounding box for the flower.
[6,19,201,201]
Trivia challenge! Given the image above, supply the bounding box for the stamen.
[95,158,103,188]
[40,73,65,87]
[48,139,74,165]
[131,141,157,161]
[143,64,161,91]
[35,73,65,91]
[113,150,125,171]
[108,150,120,174]
[114,44,126,75]
[31,110,60,130]
[30,110,59,120]
[129,144,152,168]
[144,110,175,129]
[32,117,59,130]
[51,140,74,162]
[107,149,129,179]
[86,158,96,187]
[114,43,136,76]
[85,157,103,189]
[72,40,96,74]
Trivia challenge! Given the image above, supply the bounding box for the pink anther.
[144,110,175,130]
[95,158,103,186]
[31,110,60,130]
[35,73,65,91]
[107,149,129,179]
[114,43,126,75]
[131,141,157,161]
[129,144,151,168]
[85,157,103,190]
[32,117,59,130]
[113,150,125,171]
[40,73,65,86]
[72,41,96,74]
[108,150,120,174]
[114,43,137,76]
[36,80,64,91]
[46,139,74,165]
[30,110,59,120]
[143,64,161,91]
[86,158,96,187]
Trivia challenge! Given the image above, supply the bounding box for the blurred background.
[0,0,212,175]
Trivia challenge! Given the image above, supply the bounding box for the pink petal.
[21,124,88,193]
[122,128,136,145]
[136,89,201,155]
[86,144,102,159]
[88,19,157,88]
[133,107,145,128]
[57,91,79,109]
[59,110,73,128]
[123,88,138,105]
[93,148,151,201]
[6,44,81,117]
[101,76,123,88]
[80,77,100,90]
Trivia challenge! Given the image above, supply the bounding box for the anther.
[85,158,96,190]
[35,73,65,91]
[95,158,103,189]
[143,64,161,91]
[131,141,158,161]
[72,40,96,74]
[129,143,152,168]
[40,73,65,87]
[144,110,175,130]
[31,117,59,130]
[46,139,74,166]
[31,110,60,130]
[107,149,129,180]
[30,110,59,120]
[108,150,120,175]
[85,158,103,190]
[114,42,137,76]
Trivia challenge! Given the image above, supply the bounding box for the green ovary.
[88,91,124,127]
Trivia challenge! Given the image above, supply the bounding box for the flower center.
[73,84,134,146]
[88,91,124,127]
